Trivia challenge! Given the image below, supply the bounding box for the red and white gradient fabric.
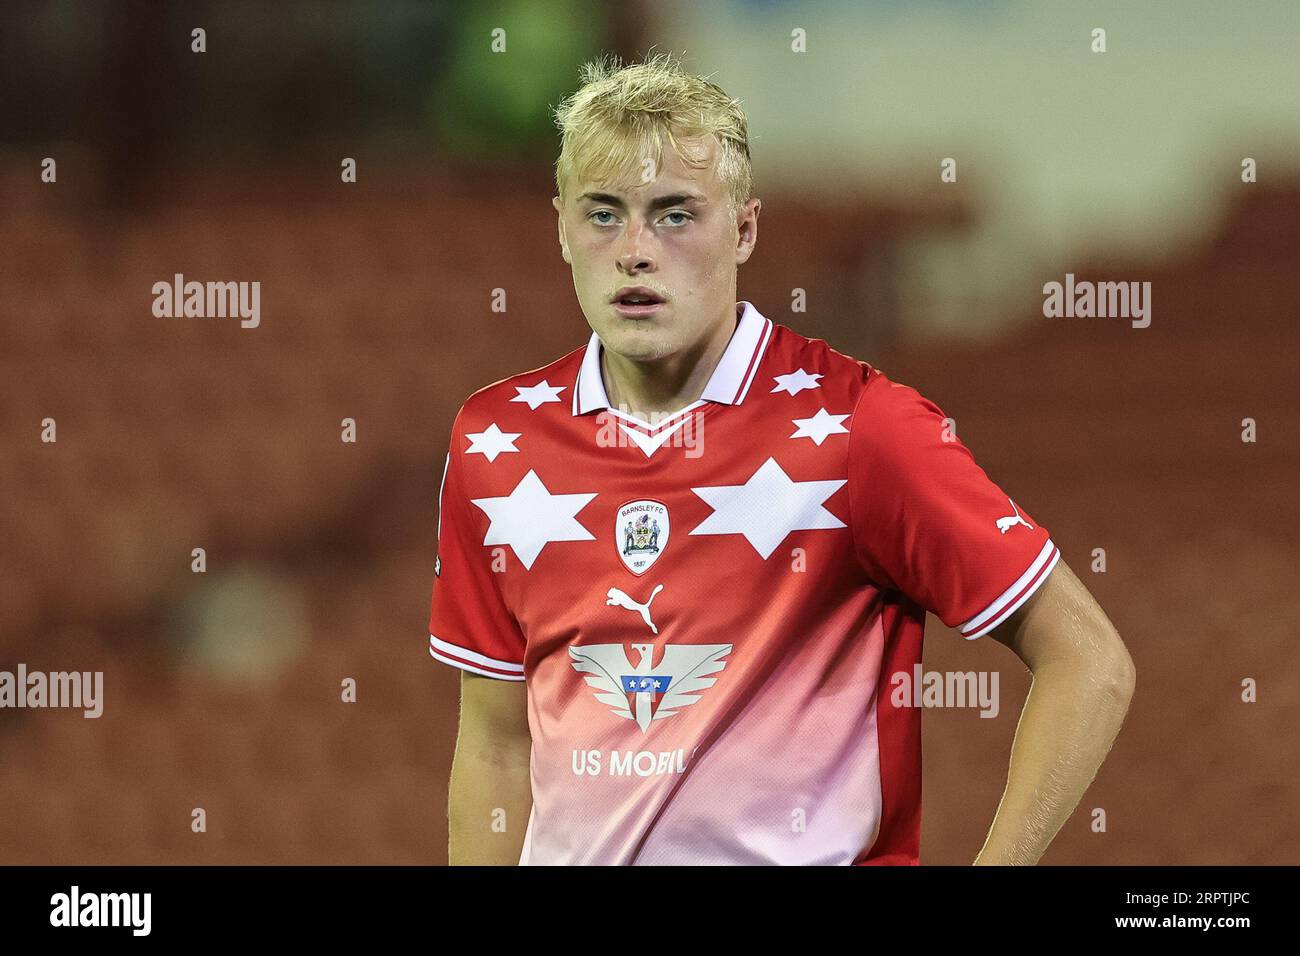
[428,300,1058,865]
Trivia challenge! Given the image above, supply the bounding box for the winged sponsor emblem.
[569,642,733,733]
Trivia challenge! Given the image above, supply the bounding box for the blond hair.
[552,51,753,219]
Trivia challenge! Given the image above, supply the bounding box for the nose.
[616,220,656,275]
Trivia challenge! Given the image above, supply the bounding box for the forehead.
[572,131,724,201]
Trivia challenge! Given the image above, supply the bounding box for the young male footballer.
[429,53,1135,865]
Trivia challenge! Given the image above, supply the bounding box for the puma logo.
[995,497,1033,534]
[606,584,664,634]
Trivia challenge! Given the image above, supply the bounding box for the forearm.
[447,742,533,865]
[974,656,1133,865]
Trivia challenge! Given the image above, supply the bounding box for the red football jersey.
[429,300,1058,864]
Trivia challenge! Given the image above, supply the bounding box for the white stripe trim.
[603,400,707,433]
[960,539,1059,639]
[734,316,773,404]
[574,328,603,413]
[434,451,451,545]
[429,645,526,681]
[617,418,691,457]
[964,546,1058,640]
[429,633,524,673]
[700,302,768,404]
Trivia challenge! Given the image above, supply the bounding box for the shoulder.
[846,365,973,489]
[755,322,946,454]
[450,343,587,436]
[850,367,948,430]
[760,322,876,407]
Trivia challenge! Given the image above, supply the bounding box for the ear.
[552,195,572,264]
[734,197,760,266]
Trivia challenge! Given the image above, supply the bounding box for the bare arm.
[973,558,1136,865]
[447,671,533,865]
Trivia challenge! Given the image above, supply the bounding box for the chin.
[601,323,679,362]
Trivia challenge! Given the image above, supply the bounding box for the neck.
[602,304,740,420]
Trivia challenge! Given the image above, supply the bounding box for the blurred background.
[1,0,1297,864]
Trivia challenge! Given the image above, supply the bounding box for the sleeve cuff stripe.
[428,634,524,674]
[960,540,1060,639]
[429,645,526,681]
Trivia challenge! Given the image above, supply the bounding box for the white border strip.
[960,539,1060,639]
[430,646,526,681]
[434,451,451,544]
[604,400,706,433]
[574,330,605,414]
[429,633,524,674]
[734,316,774,404]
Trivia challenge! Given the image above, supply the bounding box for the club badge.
[615,499,669,575]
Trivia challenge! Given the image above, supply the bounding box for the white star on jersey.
[689,457,846,559]
[790,408,850,446]
[471,469,596,570]
[464,423,522,462]
[511,380,566,410]
[771,369,823,396]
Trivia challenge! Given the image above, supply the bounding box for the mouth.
[611,286,667,318]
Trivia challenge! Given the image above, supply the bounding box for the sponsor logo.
[996,497,1033,534]
[606,584,664,634]
[569,641,732,733]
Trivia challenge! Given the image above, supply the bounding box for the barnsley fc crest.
[615,499,669,575]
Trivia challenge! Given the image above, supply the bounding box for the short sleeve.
[846,371,1060,639]
[427,408,527,680]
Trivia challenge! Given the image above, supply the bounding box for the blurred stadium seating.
[1,160,1296,863]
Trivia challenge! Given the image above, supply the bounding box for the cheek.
[686,235,732,285]
[566,242,599,276]
[573,237,613,273]
[689,226,734,269]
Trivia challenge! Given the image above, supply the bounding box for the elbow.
[1099,633,1136,706]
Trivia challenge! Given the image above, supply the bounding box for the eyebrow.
[578,191,707,211]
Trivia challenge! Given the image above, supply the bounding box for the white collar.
[572,300,773,417]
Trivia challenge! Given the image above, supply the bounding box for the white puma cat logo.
[606,584,664,634]
[995,497,1033,534]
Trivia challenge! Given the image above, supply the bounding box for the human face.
[552,134,760,365]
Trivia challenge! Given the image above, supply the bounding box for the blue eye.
[663,212,691,225]
[589,210,616,225]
